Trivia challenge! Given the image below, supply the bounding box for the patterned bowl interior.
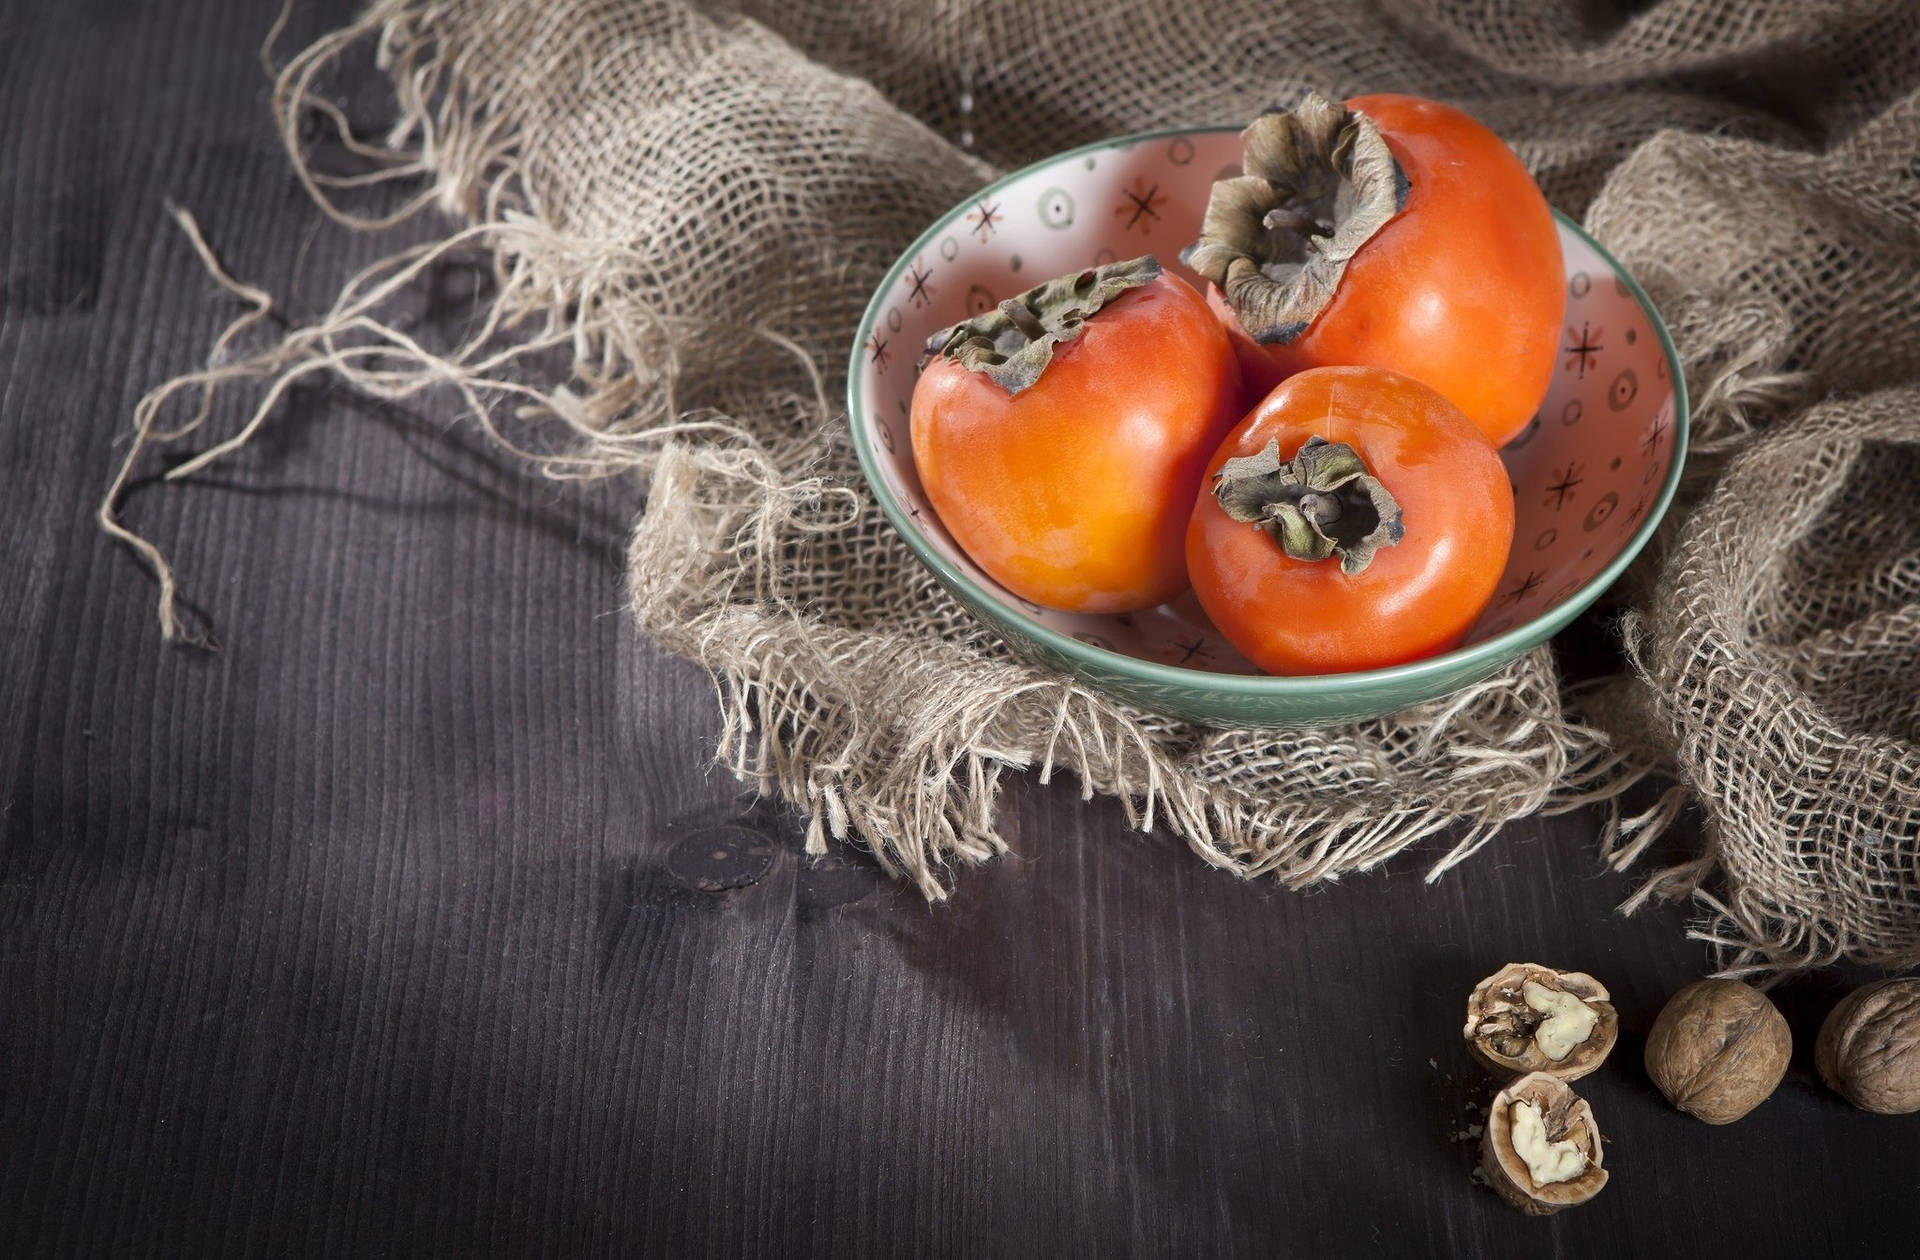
[853,128,1680,677]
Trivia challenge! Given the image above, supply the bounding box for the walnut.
[1644,979,1791,1124]
[1463,963,1617,1080]
[1479,1073,1608,1215]
[1816,978,1920,1115]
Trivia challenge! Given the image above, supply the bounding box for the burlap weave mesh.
[107,0,1920,972]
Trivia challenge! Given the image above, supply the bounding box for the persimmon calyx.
[1213,435,1404,575]
[1180,92,1408,345]
[921,255,1161,395]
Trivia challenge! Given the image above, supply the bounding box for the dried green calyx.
[1213,436,1404,575]
[1180,92,1408,344]
[921,255,1161,395]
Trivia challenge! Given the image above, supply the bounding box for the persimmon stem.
[1264,206,1332,238]
[1297,490,1341,528]
[1212,435,1405,576]
[998,298,1047,341]
[1181,92,1408,345]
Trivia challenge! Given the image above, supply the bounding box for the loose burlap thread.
[103,0,1920,973]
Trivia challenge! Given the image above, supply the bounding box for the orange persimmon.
[911,257,1243,613]
[1185,92,1563,447]
[1186,366,1514,674]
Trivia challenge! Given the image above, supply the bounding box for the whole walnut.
[1816,978,1920,1115]
[1645,979,1792,1124]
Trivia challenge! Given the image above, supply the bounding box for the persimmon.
[1183,92,1563,447]
[1186,366,1513,674]
[911,256,1243,613]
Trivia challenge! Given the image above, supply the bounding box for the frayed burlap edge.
[628,436,1668,898]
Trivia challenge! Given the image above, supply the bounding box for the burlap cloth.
[105,0,1920,974]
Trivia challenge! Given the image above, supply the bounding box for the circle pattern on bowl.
[854,130,1680,678]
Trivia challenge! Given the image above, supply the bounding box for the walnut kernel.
[1816,977,1920,1115]
[1464,963,1617,1080]
[1645,979,1791,1124]
[1479,1073,1608,1215]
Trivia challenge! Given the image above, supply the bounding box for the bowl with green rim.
[847,125,1687,727]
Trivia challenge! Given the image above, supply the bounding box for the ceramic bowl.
[847,126,1687,726]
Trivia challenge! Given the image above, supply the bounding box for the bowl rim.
[845,123,1690,698]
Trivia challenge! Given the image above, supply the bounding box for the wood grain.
[2,2,1915,1255]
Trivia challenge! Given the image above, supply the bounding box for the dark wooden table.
[3,2,1915,1255]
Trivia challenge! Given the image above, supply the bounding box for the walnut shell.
[1463,963,1617,1080]
[1816,978,1920,1115]
[1479,1073,1608,1215]
[1645,979,1791,1124]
